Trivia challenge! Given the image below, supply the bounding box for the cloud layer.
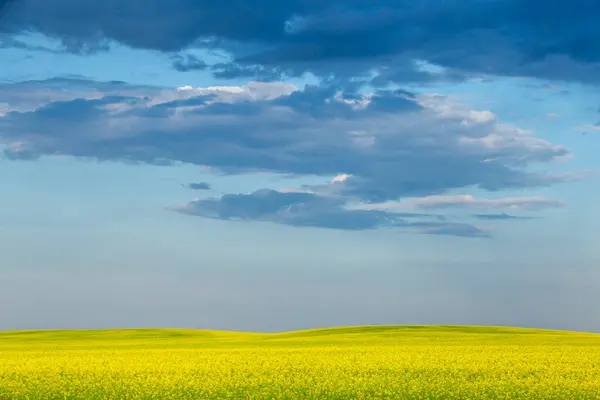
[0,78,570,235]
[2,0,600,84]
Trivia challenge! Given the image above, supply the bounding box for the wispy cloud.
[359,195,566,212]
[574,124,600,133]
[473,213,535,221]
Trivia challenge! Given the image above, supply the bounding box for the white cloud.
[331,174,351,184]
[175,81,297,101]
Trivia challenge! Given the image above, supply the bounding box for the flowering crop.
[1,326,599,399]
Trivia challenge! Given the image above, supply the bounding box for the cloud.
[330,174,350,184]
[574,124,600,133]
[171,54,208,72]
[172,189,489,237]
[0,0,14,16]
[0,34,62,52]
[186,182,212,190]
[1,0,600,84]
[473,213,535,221]
[0,78,575,235]
[360,195,565,212]
[409,195,565,211]
[0,78,163,115]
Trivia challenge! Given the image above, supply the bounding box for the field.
[1,325,599,399]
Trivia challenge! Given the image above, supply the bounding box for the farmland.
[1,325,599,399]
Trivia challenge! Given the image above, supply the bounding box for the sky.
[1,0,599,333]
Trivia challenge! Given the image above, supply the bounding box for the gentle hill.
[1,325,599,350]
[2,325,600,399]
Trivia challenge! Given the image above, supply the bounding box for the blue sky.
[1,0,599,332]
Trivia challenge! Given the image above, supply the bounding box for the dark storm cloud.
[1,0,600,83]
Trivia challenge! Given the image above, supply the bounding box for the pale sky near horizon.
[1,0,599,333]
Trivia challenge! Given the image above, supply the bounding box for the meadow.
[0,325,599,399]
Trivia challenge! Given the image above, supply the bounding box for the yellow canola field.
[0,325,599,399]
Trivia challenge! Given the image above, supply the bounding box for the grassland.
[1,325,599,399]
